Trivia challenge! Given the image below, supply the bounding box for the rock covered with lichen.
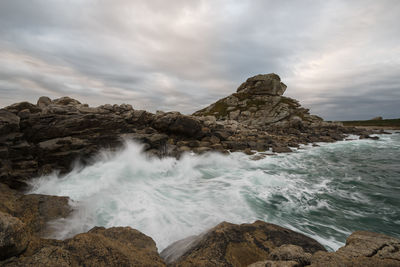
[193,73,322,128]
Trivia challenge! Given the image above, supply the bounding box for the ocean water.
[29,132,400,251]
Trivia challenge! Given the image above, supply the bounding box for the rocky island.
[1,74,399,266]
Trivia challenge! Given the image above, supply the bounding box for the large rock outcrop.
[193,73,322,128]
[0,226,166,267]
[161,221,326,267]
[0,97,205,189]
[310,231,400,267]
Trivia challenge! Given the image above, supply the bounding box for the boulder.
[37,96,52,108]
[161,221,326,267]
[1,226,166,267]
[310,231,400,267]
[270,244,312,266]
[0,183,71,236]
[0,110,20,135]
[0,211,30,260]
[237,73,287,96]
[52,97,81,106]
[248,260,300,267]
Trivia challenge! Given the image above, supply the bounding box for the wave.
[29,133,400,251]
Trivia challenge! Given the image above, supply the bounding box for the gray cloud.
[0,0,399,120]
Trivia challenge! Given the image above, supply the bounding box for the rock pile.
[193,73,322,127]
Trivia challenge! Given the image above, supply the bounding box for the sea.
[28,131,400,252]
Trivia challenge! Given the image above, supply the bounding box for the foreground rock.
[0,211,29,260]
[161,221,326,266]
[310,231,400,267]
[2,216,399,267]
[0,183,71,236]
[0,226,166,267]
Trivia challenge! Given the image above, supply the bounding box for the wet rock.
[161,221,325,267]
[272,146,292,153]
[0,211,30,260]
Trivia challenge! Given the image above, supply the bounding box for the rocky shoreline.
[1,73,398,266]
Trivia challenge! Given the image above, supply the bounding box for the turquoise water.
[29,132,400,251]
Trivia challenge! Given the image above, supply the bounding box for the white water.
[29,134,400,251]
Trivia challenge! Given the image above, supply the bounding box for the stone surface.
[0,183,71,236]
[1,226,166,266]
[310,231,400,267]
[270,244,312,265]
[237,73,287,96]
[248,260,300,267]
[161,220,326,267]
[0,212,30,260]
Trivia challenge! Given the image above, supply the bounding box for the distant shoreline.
[340,118,400,130]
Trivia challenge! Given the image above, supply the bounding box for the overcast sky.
[0,0,399,120]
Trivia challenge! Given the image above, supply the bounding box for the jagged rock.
[237,73,287,96]
[310,231,400,267]
[193,73,321,128]
[248,260,300,267]
[270,244,312,266]
[153,113,204,138]
[161,221,325,267]
[1,226,166,266]
[0,211,30,260]
[52,96,81,106]
[4,102,41,115]
[0,184,71,236]
[0,110,20,135]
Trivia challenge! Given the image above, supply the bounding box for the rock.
[0,110,20,135]
[248,260,300,267]
[237,73,287,96]
[272,146,292,153]
[360,134,379,140]
[193,74,321,129]
[4,102,41,114]
[161,221,326,267]
[1,226,166,266]
[0,211,30,260]
[310,231,400,267]
[52,96,81,106]
[209,135,221,144]
[270,244,312,265]
[0,184,71,236]
[37,96,52,108]
[194,147,212,154]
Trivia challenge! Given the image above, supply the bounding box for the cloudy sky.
[0,0,399,120]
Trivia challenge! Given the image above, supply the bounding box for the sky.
[0,0,399,120]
